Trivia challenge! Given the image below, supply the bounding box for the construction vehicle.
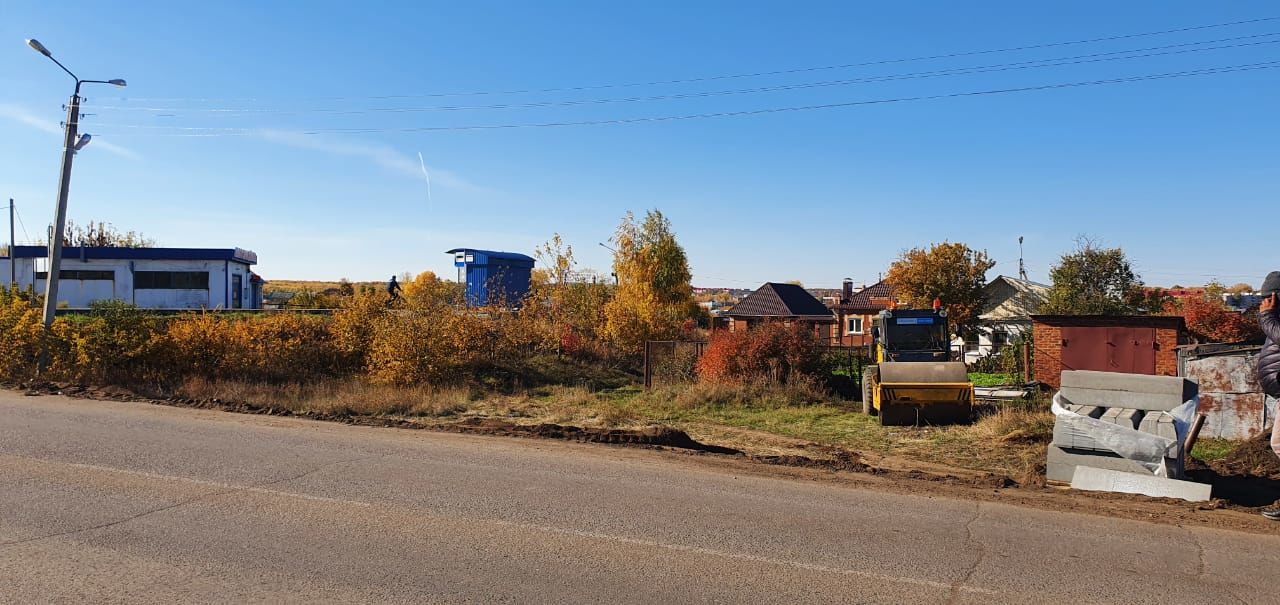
[861,302,974,426]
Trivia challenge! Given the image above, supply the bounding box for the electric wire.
[86,59,1280,137]
[87,32,1280,116]
[13,204,31,244]
[97,15,1280,103]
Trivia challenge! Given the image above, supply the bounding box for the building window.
[992,330,1009,347]
[35,270,114,280]
[846,316,864,334]
[134,271,210,290]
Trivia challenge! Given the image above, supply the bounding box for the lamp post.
[25,38,125,331]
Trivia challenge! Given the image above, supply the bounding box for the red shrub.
[696,322,821,384]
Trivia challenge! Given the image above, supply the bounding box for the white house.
[1,246,263,310]
[954,275,1049,364]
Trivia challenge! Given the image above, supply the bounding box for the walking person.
[1259,271,1280,519]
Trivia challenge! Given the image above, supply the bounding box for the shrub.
[0,287,43,381]
[696,322,822,385]
[52,301,166,385]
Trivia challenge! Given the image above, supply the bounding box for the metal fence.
[643,340,707,389]
[642,340,872,396]
[1179,344,1269,439]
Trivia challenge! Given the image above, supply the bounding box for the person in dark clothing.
[1258,271,1280,520]
[387,275,402,301]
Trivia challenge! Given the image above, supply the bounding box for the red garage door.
[1061,326,1156,375]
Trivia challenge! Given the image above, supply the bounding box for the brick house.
[1031,315,1188,389]
[831,280,897,347]
[724,282,836,340]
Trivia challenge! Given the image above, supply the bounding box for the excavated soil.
[1206,433,1280,478]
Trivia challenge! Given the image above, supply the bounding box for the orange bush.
[696,322,822,385]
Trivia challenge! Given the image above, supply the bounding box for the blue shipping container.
[446,248,535,307]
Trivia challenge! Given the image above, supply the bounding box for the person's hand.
[1263,294,1277,314]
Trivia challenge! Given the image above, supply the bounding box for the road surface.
[0,392,1275,604]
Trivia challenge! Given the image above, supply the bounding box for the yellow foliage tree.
[602,210,698,353]
[885,241,995,331]
[402,271,459,307]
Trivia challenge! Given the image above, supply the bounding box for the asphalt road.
[0,392,1275,604]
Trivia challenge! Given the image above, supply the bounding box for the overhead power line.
[88,33,1280,116]
[102,15,1280,103]
[89,59,1280,137]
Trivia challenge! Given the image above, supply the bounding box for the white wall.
[953,322,1032,365]
[14,257,257,309]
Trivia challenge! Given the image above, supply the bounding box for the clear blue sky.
[2,1,1277,288]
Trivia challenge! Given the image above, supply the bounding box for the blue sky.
[1,2,1277,288]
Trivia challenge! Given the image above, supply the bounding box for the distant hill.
[264,280,381,295]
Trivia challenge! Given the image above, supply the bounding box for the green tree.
[1042,239,1146,315]
[602,210,698,353]
[885,241,995,331]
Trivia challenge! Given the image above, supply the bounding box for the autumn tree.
[402,271,459,307]
[1041,240,1147,315]
[61,220,155,248]
[885,242,995,331]
[602,210,698,353]
[1227,282,1255,295]
[530,234,611,353]
[1166,289,1263,343]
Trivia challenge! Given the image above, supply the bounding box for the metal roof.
[5,245,257,264]
[979,275,1050,321]
[727,282,835,320]
[445,248,535,263]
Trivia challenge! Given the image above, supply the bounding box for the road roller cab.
[861,304,975,426]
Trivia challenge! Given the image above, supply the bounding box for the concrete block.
[1064,404,1103,418]
[1138,411,1178,441]
[1070,466,1211,502]
[1059,371,1197,412]
[1100,407,1144,430]
[1061,370,1198,399]
[1052,421,1104,451]
[1045,446,1181,482]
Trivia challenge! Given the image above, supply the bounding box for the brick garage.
[1032,315,1187,389]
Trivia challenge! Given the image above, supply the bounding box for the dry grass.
[175,376,1056,483]
[179,377,473,417]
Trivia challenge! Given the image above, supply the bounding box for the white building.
[1,246,262,310]
[953,275,1050,364]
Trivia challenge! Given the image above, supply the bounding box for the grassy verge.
[968,372,1018,387]
[1191,438,1238,462]
[176,377,1054,484]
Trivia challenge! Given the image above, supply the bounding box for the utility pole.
[42,90,81,329]
[8,199,15,286]
[24,38,126,332]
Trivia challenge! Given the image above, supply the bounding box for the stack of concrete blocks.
[1047,370,1197,483]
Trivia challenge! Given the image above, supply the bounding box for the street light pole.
[24,38,126,332]
[43,86,81,328]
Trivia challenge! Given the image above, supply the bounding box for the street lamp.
[25,38,125,334]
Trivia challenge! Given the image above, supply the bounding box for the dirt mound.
[442,418,742,455]
[1208,433,1280,479]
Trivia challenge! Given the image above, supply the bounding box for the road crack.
[0,454,375,550]
[947,503,986,604]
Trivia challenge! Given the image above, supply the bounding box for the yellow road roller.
[861,305,974,426]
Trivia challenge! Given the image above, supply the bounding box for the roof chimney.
[842,278,853,303]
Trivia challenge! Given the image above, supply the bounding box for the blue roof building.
[447,248,535,307]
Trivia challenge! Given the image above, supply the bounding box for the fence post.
[643,340,651,390]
